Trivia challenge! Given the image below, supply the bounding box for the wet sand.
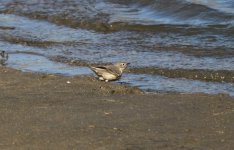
[0,66,234,150]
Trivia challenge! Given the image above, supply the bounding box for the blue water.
[5,53,234,97]
[0,0,234,96]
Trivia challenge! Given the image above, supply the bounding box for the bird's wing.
[90,65,121,77]
[90,66,106,76]
[105,65,121,76]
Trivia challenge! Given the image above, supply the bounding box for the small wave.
[105,0,234,26]
[185,0,234,14]
[1,0,234,32]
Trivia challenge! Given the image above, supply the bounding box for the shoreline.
[0,66,234,149]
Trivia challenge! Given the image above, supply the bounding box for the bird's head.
[115,62,130,72]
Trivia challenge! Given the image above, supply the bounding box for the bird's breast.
[102,72,118,80]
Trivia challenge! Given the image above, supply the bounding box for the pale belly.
[102,72,118,81]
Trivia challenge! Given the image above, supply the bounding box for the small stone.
[216,130,224,134]
[88,125,95,128]
[185,129,191,132]
[104,112,112,115]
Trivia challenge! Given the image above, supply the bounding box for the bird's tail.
[88,65,98,74]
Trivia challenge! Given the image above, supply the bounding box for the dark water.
[0,0,234,96]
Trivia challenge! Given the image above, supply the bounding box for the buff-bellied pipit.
[90,62,130,82]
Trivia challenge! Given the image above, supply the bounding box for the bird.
[0,51,8,65]
[89,62,130,82]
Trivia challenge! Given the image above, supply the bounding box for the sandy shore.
[0,66,234,150]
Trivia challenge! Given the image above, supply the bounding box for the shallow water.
[119,74,234,96]
[0,0,234,96]
[6,53,234,96]
[8,53,92,76]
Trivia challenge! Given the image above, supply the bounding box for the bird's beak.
[127,63,130,65]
